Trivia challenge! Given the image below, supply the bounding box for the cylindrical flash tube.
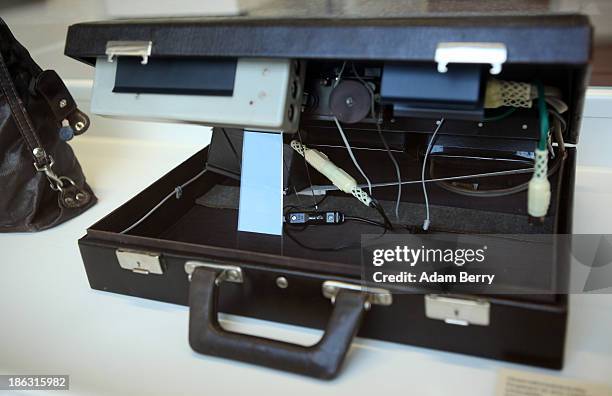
[303,148,357,194]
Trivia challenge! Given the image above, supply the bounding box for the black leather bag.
[0,18,95,232]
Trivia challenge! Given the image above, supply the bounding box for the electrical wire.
[536,81,550,151]
[332,62,375,195]
[349,62,402,223]
[284,194,328,211]
[431,153,565,197]
[283,218,387,252]
[433,85,567,199]
[548,109,567,133]
[551,139,567,230]
[220,128,241,166]
[551,115,566,152]
[483,107,517,122]
[377,122,402,222]
[370,200,393,230]
[344,216,385,227]
[333,116,374,195]
[296,129,319,209]
[410,167,535,186]
[350,62,376,119]
[430,154,533,165]
[315,108,563,200]
[333,61,347,88]
[119,169,207,234]
[421,119,445,230]
[298,166,537,194]
[431,106,567,198]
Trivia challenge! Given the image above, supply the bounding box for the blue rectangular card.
[237,131,283,235]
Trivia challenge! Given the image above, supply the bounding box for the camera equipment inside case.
[67,12,592,379]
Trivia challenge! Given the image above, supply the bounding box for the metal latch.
[322,280,392,310]
[106,41,152,65]
[435,42,507,75]
[184,261,243,284]
[425,294,490,326]
[116,249,163,275]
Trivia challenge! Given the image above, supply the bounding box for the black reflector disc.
[329,80,372,124]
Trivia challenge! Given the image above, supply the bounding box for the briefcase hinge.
[435,42,507,75]
[425,294,490,326]
[106,41,152,65]
[322,280,392,310]
[116,249,164,275]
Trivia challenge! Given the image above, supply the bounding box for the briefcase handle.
[188,266,368,380]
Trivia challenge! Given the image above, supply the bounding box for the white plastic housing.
[91,57,303,132]
[290,140,372,207]
[303,148,357,194]
[527,148,551,218]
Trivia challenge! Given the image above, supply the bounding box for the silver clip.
[424,294,490,326]
[322,280,392,310]
[184,261,243,284]
[435,42,507,75]
[33,156,64,190]
[116,249,164,275]
[34,156,89,208]
[105,41,153,65]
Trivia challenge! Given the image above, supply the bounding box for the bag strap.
[0,50,73,192]
[33,70,90,137]
[0,50,51,168]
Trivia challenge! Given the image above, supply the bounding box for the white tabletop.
[1,93,612,396]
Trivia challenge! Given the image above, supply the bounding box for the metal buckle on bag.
[33,155,63,190]
[322,281,392,310]
[33,153,91,208]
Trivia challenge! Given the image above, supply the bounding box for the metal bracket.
[184,261,243,284]
[425,294,490,326]
[435,42,507,75]
[322,280,392,310]
[106,41,153,65]
[116,249,163,275]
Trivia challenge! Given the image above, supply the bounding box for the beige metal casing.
[92,56,303,132]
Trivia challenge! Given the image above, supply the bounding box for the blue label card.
[237,130,283,235]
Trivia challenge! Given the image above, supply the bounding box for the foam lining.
[195,184,554,234]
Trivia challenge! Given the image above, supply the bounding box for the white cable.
[119,169,207,234]
[386,167,533,187]
[349,63,400,219]
[296,129,319,209]
[377,124,402,221]
[351,63,401,220]
[296,167,535,195]
[333,61,347,88]
[421,119,445,231]
[333,116,373,195]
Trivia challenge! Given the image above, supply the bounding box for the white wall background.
[1,0,240,80]
[2,0,107,80]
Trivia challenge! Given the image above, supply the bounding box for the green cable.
[483,107,516,122]
[536,80,549,151]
